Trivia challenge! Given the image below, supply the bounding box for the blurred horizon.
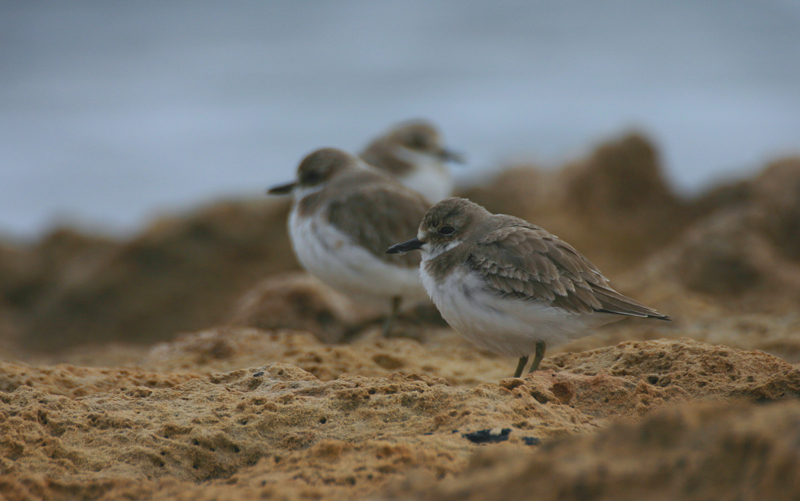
[1,0,799,239]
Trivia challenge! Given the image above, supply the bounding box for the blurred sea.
[1,0,799,237]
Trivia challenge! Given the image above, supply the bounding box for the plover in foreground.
[387,197,670,377]
[269,148,431,336]
[360,120,464,204]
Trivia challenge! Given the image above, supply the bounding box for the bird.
[387,197,670,377]
[360,119,464,204]
[268,148,431,336]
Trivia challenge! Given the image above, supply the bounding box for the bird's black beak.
[267,182,296,195]
[387,238,424,254]
[437,148,465,164]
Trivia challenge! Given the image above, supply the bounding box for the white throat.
[421,239,462,261]
[292,183,326,203]
[394,145,441,165]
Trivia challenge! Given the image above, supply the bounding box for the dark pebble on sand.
[523,437,542,446]
[253,372,264,377]
[463,428,511,444]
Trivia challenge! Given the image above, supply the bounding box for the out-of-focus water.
[1,0,799,237]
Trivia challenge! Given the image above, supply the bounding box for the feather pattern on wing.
[325,177,429,268]
[360,140,413,176]
[468,217,669,318]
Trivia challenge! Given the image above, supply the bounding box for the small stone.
[463,428,512,444]
[523,437,542,446]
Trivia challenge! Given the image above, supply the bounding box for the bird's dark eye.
[439,226,455,235]
[406,132,426,149]
[304,171,321,184]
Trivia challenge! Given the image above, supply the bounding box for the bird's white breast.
[289,206,427,311]
[394,150,453,203]
[419,262,606,357]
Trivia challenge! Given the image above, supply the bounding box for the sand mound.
[556,133,682,228]
[8,199,298,352]
[461,133,693,274]
[750,157,800,261]
[626,157,800,314]
[139,327,511,385]
[227,272,446,345]
[384,399,800,501]
[2,339,798,500]
[227,272,375,344]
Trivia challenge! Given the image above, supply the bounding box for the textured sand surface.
[2,340,798,500]
[380,399,800,501]
[2,134,800,499]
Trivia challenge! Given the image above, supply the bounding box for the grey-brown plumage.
[325,173,427,269]
[470,222,668,319]
[295,164,427,269]
[387,197,670,376]
[360,121,442,176]
[360,120,463,203]
[269,148,431,335]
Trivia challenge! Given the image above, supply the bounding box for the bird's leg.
[382,296,403,337]
[528,341,547,372]
[514,356,529,378]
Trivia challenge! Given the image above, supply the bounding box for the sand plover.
[387,197,670,377]
[269,148,431,336]
[360,120,464,204]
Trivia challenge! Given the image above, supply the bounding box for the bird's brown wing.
[360,139,413,176]
[327,182,428,268]
[469,220,668,318]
